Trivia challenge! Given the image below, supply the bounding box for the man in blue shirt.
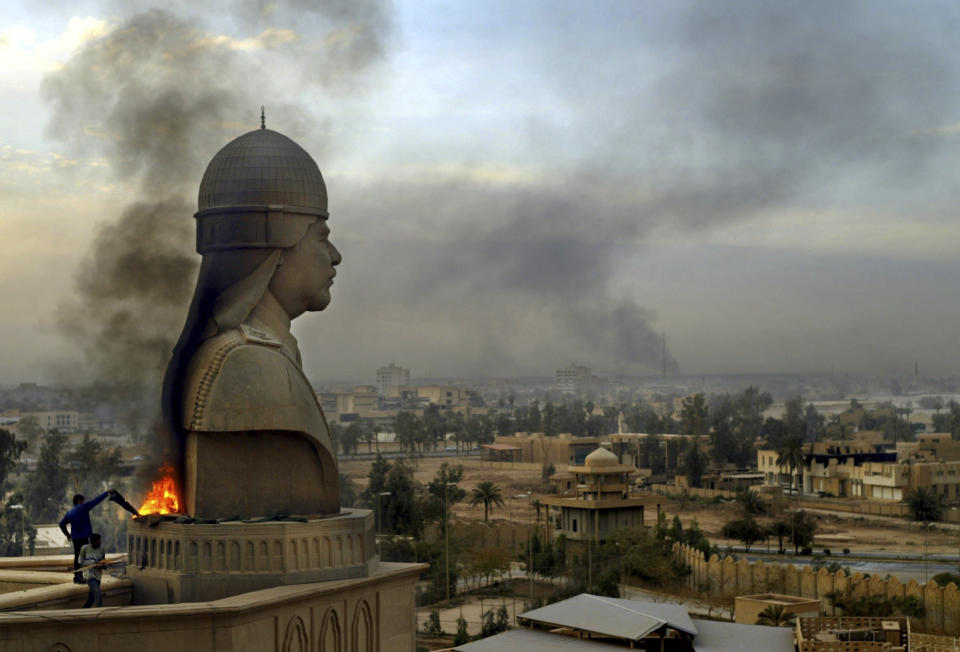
[59,491,114,584]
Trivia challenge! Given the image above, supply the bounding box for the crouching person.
[79,533,105,608]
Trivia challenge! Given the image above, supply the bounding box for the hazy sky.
[2,1,960,387]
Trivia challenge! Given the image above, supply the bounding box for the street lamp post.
[9,505,24,556]
[445,481,457,603]
[375,491,391,557]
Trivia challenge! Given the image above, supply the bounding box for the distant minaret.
[915,362,919,380]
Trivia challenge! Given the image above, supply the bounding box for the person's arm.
[81,491,110,513]
[58,513,70,540]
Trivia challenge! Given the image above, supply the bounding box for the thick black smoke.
[43,4,394,427]
[316,1,960,378]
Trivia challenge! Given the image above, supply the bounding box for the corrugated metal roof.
[453,628,611,652]
[457,619,793,652]
[691,618,794,652]
[518,593,692,641]
[596,596,698,636]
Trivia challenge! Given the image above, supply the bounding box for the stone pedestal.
[127,508,376,604]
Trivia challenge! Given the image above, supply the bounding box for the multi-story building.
[375,363,410,396]
[18,411,80,433]
[758,439,896,496]
[758,433,960,503]
[556,363,591,394]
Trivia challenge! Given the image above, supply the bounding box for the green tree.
[683,439,708,488]
[525,400,542,433]
[640,434,665,474]
[422,405,445,451]
[393,411,421,453]
[469,481,504,522]
[0,495,36,556]
[328,421,342,454]
[721,516,765,552]
[453,616,469,645]
[479,605,510,638]
[736,488,768,515]
[783,396,806,440]
[362,455,393,532]
[0,429,26,490]
[542,402,557,437]
[25,430,68,522]
[360,420,377,453]
[465,414,494,449]
[15,416,42,447]
[680,394,710,435]
[341,421,362,455]
[906,487,943,522]
[383,461,422,536]
[786,510,817,554]
[422,609,443,637]
[68,434,122,498]
[427,463,466,534]
[776,435,806,494]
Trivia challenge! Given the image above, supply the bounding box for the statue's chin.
[307,292,332,313]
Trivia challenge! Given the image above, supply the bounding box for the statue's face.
[269,219,341,317]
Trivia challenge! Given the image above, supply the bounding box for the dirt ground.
[341,455,960,557]
[661,499,960,557]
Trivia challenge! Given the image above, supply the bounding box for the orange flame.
[138,464,181,515]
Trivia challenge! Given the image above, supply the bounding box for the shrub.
[422,610,443,637]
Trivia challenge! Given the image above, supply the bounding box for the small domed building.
[542,446,662,541]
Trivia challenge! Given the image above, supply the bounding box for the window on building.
[572,519,577,533]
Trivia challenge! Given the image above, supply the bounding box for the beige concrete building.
[375,363,409,396]
[855,459,960,503]
[556,363,591,393]
[0,409,81,434]
[542,447,661,541]
[493,432,600,466]
[734,593,820,625]
[759,433,960,504]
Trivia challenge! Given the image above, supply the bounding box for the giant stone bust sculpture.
[162,125,341,519]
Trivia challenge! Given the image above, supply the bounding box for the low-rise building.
[493,432,600,466]
[541,447,661,541]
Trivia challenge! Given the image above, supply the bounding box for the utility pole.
[445,481,457,603]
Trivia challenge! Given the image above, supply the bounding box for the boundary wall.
[673,543,960,635]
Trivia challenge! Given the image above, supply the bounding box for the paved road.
[734,551,956,584]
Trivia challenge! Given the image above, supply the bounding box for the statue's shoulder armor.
[182,326,331,450]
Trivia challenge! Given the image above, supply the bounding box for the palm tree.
[776,435,806,495]
[756,604,794,627]
[470,482,505,522]
[531,498,542,524]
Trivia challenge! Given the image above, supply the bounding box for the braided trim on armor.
[188,338,244,431]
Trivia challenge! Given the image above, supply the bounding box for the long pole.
[445,483,450,603]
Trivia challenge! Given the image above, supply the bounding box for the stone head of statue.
[162,126,340,454]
